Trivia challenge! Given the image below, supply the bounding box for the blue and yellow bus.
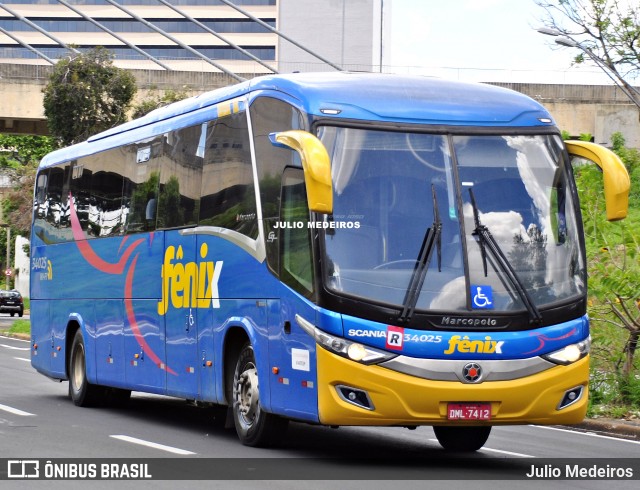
[30,72,629,451]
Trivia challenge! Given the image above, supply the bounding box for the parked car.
[0,289,24,317]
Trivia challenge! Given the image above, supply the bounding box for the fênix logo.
[158,244,223,315]
[443,335,504,355]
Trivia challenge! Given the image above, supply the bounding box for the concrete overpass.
[1,62,639,147]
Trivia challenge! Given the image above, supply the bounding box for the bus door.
[267,168,321,422]
[164,230,200,398]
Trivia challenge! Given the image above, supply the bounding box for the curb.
[0,332,29,341]
[569,418,640,440]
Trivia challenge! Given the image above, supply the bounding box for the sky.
[386,0,613,84]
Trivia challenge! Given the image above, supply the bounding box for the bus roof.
[39,72,555,168]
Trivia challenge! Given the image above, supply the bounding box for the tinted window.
[199,110,258,239]
[156,124,204,229]
[250,97,304,272]
[123,136,163,233]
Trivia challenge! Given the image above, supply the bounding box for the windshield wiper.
[398,185,442,325]
[468,188,543,326]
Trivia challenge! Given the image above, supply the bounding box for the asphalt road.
[1,334,639,489]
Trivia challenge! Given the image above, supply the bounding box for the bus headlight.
[542,337,591,365]
[295,314,397,365]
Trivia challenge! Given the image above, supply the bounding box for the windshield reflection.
[318,127,584,316]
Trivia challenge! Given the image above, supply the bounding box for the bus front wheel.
[232,342,288,447]
[433,425,492,452]
[68,329,106,407]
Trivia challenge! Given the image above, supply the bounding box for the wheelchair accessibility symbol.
[471,285,493,309]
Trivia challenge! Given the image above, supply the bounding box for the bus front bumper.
[317,347,588,426]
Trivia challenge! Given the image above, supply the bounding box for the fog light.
[336,385,374,411]
[558,385,584,410]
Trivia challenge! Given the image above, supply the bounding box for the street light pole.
[0,223,10,290]
[5,226,9,290]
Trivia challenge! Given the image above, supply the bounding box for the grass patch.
[7,319,30,336]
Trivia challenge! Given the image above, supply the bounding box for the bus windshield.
[319,126,584,319]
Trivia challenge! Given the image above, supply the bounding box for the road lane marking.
[428,439,534,457]
[0,403,35,416]
[533,425,640,445]
[110,435,196,455]
[0,343,29,351]
[14,357,30,362]
[479,447,535,457]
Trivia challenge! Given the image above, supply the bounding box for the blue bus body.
[30,73,617,450]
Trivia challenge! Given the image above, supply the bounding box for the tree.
[536,0,640,108]
[131,88,190,120]
[1,163,36,237]
[0,134,55,166]
[0,134,54,237]
[575,131,640,402]
[42,47,137,146]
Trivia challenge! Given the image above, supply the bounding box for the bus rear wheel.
[232,342,288,447]
[68,329,106,407]
[433,425,492,452]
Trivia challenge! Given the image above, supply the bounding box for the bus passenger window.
[156,124,203,229]
[123,137,162,233]
[199,111,258,239]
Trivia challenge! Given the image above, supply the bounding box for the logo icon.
[8,460,40,479]
[385,326,404,350]
[462,362,483,383]
[471,285,493,309]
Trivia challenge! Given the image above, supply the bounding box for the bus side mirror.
[270,130,333,214]
[565,140,630,221]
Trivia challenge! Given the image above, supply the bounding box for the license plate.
[447,403,491,420]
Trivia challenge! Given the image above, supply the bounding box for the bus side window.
[156,124,203,229]
[279,168,314,297]
[123,137,162,233]
[249,96,305,276]
[199,110,258,238]
[33,170,49,241]
[40,165,71,242]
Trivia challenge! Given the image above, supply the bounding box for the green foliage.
[575,131,640,405]
[1,162,37,237]
[132,88,189,120]
[578,132,593,142]
[43,47,137,146]
[0,134,55,165]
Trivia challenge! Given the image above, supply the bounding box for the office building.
[0,0,387,74]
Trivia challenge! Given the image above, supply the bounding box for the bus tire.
[433,425,491,452]
[68,329,106,407]
[232,342,288,447]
